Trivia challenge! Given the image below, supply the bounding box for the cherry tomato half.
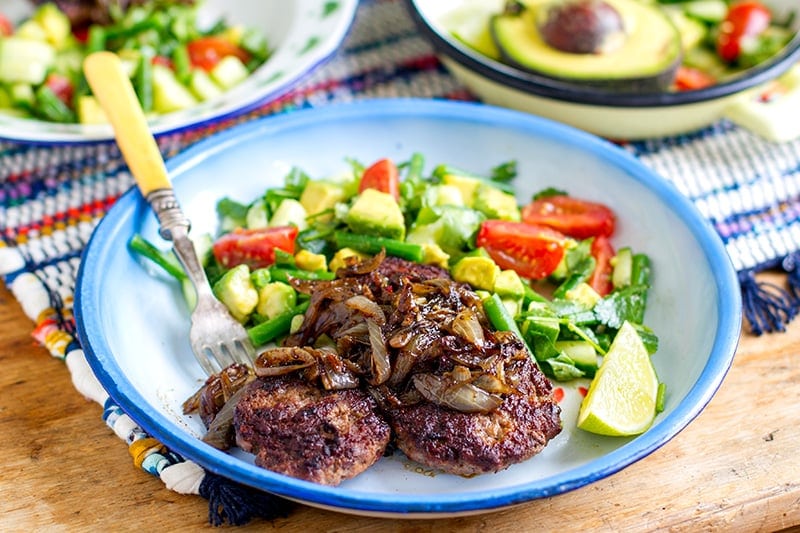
[521,195,616,240]
[358,158,400,200]
[44,73,75,107]
[588,235,615,296]
[476,220,567,280]
[212,226,298,269]
[187,37,251,71]
[674,66,716,91]
[152,55,174,70]
[716,1,771,63]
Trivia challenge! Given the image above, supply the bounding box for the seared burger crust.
[389,357,561,476]
[234,375,391,486]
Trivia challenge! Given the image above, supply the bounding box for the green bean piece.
[128,234,186,280]
[333,231,425,263]
[247,302,309,346]
[268,267,335,283]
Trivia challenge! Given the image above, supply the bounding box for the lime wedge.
[577,321,659,436]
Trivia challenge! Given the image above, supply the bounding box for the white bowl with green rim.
[0,0,358,144]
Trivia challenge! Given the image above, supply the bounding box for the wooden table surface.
[2,273,799,533]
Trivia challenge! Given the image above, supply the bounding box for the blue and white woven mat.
[2,0,799,525]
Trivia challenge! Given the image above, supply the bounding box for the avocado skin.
[490,0,683,93]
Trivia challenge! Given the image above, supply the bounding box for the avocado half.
[490,0,683,92]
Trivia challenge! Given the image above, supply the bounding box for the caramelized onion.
[254,347,316,376]
[449,309,485,347]
[346,295,386,325]
[366,319,391,385]
[201,385,251,450]
[412,373,503,414]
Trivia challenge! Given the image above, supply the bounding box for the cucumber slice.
[0,37,56,85]
[189,69,223,101]
[152,64,197,113]
[683,0,728,24]
[210,56,249,89]
[612,247,633,288]
[555,340,598,377]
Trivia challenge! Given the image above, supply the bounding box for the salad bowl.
[75,99,741,517]
[0,0,358,144]
[403,0,800,141]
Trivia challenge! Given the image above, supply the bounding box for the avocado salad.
[130,153,662,402]
[446,0,797,92]
[0,1,270,124]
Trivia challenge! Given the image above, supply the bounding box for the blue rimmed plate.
[75,99,741,517]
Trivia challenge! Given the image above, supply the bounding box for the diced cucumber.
[246,201,269,229]
[152,64,197,113]
[210,55,249,89]
[9,83,35,109]
[612,247,633,289]
[77,95,108,124]
[269,199,308,230]
[683,0,728,24]
[189,69,223,101]
[0,37,56,85]
[555,340,598,376]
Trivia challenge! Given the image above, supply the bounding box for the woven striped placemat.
[2,0,799,525]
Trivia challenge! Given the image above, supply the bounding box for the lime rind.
[577,321,659,436]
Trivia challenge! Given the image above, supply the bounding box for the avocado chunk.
[451,256,500,291]
[494,269,526,299]
[256,282,297,320]
[491,0,682,92]
[329,247,368,273]
[212,264,259,323]
[472,183,520,221]
[345,188,406,240]
[299,180,346,218]
[294,249,327,271]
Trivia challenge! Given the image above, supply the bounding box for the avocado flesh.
[491,0,682,92]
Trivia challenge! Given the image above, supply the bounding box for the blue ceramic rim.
[403,0,800,108]
[75,98,742,515]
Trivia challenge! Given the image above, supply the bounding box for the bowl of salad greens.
[0,0,358,144]
[75,99,741,516]
[404,0,800,141]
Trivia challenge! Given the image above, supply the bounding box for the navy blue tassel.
[198,470,294,526]
[740,270,798,335]
[783,253,800,302]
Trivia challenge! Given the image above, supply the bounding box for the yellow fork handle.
[83,51,171,196]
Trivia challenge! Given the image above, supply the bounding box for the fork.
[83,51,256,375]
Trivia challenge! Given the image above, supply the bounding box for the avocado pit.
[540,0,625,55]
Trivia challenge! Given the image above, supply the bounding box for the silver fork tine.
[84,51,257,375]
[153,192,257,373]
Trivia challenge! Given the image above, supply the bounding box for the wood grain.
[1,274,799,532]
